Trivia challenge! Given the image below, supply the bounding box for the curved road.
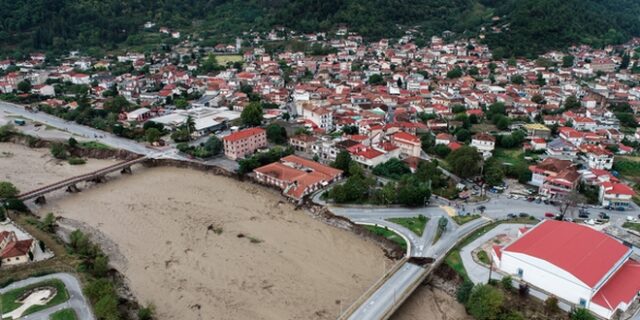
[0,272,94,320]
[331,205,490,320]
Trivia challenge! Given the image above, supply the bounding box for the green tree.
[446,146,482,178]
[174,98,189,109]
[484,164,505,186]
[0,206,6,222]
[145,128,161,143]
[511,74,524,85]
[447,66,463,79]
[433,144,451,158]
[562,55,575,68]
[17,80,31,93]
[536,73,546,86]
[466,284,504,320]
[621,53,630,70]
[564,95,581,110]
[455,128,471,142]
[203,136,223,156]
[332,151,352,175]
[368,74,385,85]
[241,102,263,127]
[495,116,511,131]
[0,181,19,198]
[372,158,411,179]
[68,137,78,148]
[266,124,287,144]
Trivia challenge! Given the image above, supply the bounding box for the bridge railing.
[379,218,492,320]
[337,257,408,320]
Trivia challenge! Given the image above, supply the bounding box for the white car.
[627,216,636,222]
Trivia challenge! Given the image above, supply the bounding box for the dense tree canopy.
[2,0,639,58]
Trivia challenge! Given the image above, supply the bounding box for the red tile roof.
[1,239,33,259]
[592,260,640,310]
[223,128,265,142]
[503,220,630,287]
[392,131,420,144]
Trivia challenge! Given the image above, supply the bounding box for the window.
[579,298,586,307]
[517,268,523,278]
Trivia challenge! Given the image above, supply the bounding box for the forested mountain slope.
[1,0,639,57]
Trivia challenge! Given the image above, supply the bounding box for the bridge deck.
[15,156,147,201]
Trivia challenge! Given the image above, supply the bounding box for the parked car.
[627,216,636,222]
[507,213,518,219]
[578,213,589,219]
[519,212,530,218]
[544,212,556,218]
[599,212,610,220]
[535,198,542,204]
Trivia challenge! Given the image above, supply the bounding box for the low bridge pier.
[65,184,81,193]
[12,156,148,205]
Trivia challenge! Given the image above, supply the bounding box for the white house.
[470,133,495,159]
[580,145,614,170]
[493,220,640,320]
[599,182,636,208]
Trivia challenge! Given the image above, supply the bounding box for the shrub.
[501,275,513,291]
[456,280,474,304]
[68,158,86,165]
[544,296,560,314]
[0,181,19,198]
[138,305,155,320]
[466,284,504,320]
[50,143,68,160]
[5,199,27,212]
[571,308,596,320]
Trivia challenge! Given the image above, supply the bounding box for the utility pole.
[488,253,493,283]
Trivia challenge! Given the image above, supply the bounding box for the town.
[1,23,640,320]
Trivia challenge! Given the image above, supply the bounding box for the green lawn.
[477,250,490,265]
[50,308,77,320]
[452,214,481,225]
[445,249,468,281]
[492,148,528,168]
[623,222,640,232]
[613,157,640,182]
[1,279,69,318]
[433,227,444,245]
[364,225,407,251]
[216,55,243,64]
[387,216,428,236]
[79,141,111,150]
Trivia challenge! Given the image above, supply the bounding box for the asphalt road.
[0,272,94,320]
[334,205,490,320]
[0,100,154,155]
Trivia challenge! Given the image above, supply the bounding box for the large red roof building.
[493,220,640,319]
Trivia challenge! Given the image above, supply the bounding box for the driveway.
[0,272,94,320]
